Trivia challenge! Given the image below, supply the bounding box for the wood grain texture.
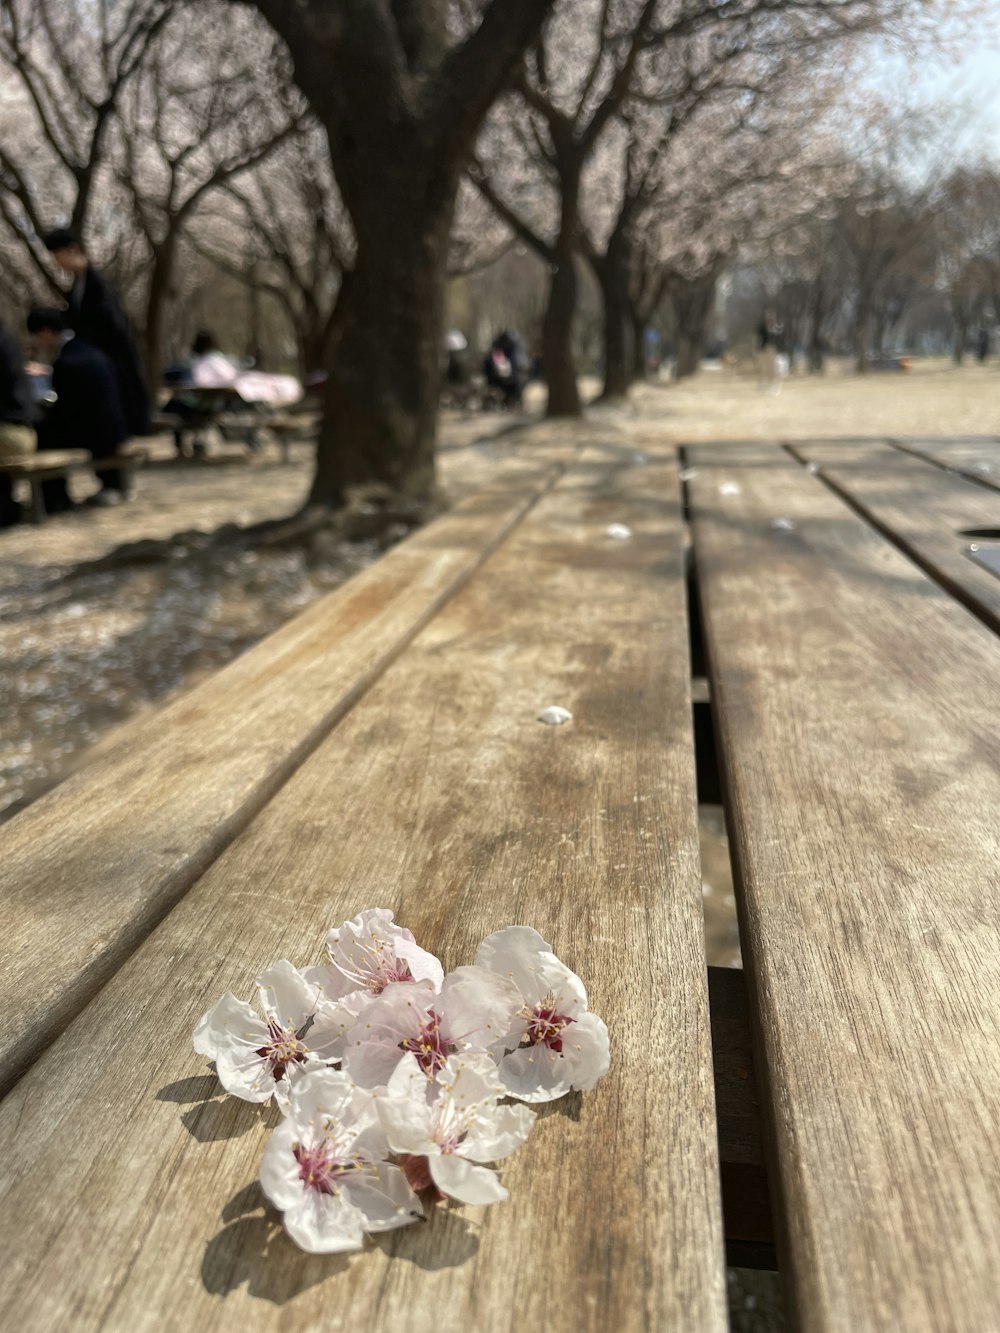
[0,452,726,1333]
[786,439,1000,634]
[0,450,566,1098]
[0,449,91,473]
[889,437,1000,494]
[688,444,1000,1332]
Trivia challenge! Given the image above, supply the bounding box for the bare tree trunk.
[543,256,580,417]
[311,175,456,506]
[595,255,633,400]
[667,268,719,381]
[543,158,583,419]
[142,236,178,391]
[253,0,556,507]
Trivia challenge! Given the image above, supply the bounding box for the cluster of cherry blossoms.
[193,909,610,1254]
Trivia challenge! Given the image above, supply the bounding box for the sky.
[869,34,1000,162]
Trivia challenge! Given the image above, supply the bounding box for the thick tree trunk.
[255,0,557,508]
[143,237,177,392]
[668,269,719,381]
[310,178,456,507]
[596,255,633,401]
[543,254,581,418]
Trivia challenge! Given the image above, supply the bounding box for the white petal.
[393,937,445,990]
[286,1067,380,1141]
[214,1043,279,1103]
[256,960,319,1031]
[344,1164,424,1232]
[498,1012,610,1103]
[342,982,433,1089]
[537,705,572,725]
[259,1119,306,1212]
[430,1154,508,1206]
[282,1192,368,1254]
[305,999,362,1066]
[605,523,632,540]
[475,926,587,1014]
[440,966,522,1050]
[461,1102,536,1163]
[557,1011,611,1090]
[379,1056,436,1154]
[440,1052,505,1108]
[193,992,261,1060]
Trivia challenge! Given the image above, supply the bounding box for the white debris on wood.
[719,482,741,496]
[679,467,699,482]
[606,523,632,540]
[770,516,796,531]
[537,706,573,726]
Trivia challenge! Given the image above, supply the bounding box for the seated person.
[163,331,240,456]
[0,319,38,528]
[26,307,129,511]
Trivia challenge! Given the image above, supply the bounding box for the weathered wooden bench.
[686,441,1000,1328]
[2,431,1000,1330]
[0,443,148,520]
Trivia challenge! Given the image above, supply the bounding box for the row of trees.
[0,0,973,507]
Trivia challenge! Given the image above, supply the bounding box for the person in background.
[162,331,239,456]
[756,309,785,394]
[27,307,129,510]
[0,319,38,528]
[42,227,151,438]
[483,329,527,409]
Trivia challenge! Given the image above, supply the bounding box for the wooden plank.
[0,452,567,1098]
[0,453,727,1333]
[889,437,1000,494]
[688,444,1000,1331]
[786,439,1000,634]
[0,449,91,475]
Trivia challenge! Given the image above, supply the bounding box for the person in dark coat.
[43,228,151,437]
[27,308,129,510]
[0,320,38,527]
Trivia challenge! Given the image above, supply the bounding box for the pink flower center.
[523,1002,574,1053]
[369,958,414,995]
[256,1019,308,1081]
[293,1141,359,1195]
[399,1007,456,1077]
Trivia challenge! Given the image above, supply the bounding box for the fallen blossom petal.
[312,909,444,1005]
[429,1153,509,1206]
[605,523,632,540]
[495,1011,610,1103]
[537,706,572,725]
[193,960,349,1104]
[260,1068,421,1254]
[475,926,609,1103]
[379,1054,534,1206]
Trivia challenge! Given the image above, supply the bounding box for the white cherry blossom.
[193,960,353,1104]
[379,1054,535,1205]
[475,926,611,1103]
[342,966,521,1090]
[306,908,444,1013]
[260,1068,422,1253]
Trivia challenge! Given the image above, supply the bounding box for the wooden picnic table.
[1,433,1000,1330]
